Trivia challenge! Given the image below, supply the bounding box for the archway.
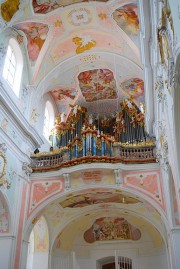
[23,181,170,269]
[26,216,49,269]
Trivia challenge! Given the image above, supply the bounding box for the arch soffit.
[23,182,169,248]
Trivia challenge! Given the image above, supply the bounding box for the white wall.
[0,236,15,269]
[32,252,48,269]
[51,244,168,269]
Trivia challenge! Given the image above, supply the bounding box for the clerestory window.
[3,38,23,97]
[43,101,54,141]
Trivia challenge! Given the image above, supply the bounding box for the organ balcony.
[30,99,156,172]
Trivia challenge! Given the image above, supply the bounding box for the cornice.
[30,162,160,180]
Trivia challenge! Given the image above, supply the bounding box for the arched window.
[3,38,23,97]
[43,101,54,141]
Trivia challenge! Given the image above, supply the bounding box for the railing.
[30,143,156,172]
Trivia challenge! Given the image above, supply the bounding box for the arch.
[33,52,143,99]
[22,178,171,269]
[23,181,169,246]
[26,216,49,269]
[2,37,23,97]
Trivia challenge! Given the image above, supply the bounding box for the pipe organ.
[49,99,148,159]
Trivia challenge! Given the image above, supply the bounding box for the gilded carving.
[157,0,174,67]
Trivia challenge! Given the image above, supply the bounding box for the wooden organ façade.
[49,99,148,159]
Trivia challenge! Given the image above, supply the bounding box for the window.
[3,38,23,97]
[43,101,54,141]
[3,45,16,88]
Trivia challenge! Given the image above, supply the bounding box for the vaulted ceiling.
[1,0,145,118]
[1,0,160,250]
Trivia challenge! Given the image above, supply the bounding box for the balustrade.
[31,144,156,172]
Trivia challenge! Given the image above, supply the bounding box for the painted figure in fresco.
[15,23,48,62]
[122,78,144,101]
[78,69,117,102]
[33,0,60,14]
[113,4,139,35]
[51,88,76,101]
[33,0,109,14]
[1,0,19,22]
[85,217,137,242]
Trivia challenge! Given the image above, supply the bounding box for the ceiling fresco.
[52,210,164,250]
[112,4,139,36]
[84,217,141,243]
[121,78,144,103]
[32,0,109,14]
[49,74,144,117]
[78,69,117,102]
[59,190,140,208]
[112,3,140,47]
[15,22,49,62]
[50,87,77,101]
[0,0,169,258]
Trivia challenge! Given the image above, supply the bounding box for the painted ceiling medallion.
[68,8,92,26]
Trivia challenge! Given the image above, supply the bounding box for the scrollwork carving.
[22,162,32,179]
[155,77,165,102]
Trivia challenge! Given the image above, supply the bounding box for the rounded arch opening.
[23,180,171,269]
[26,216,49,269]
[3,37,23,97]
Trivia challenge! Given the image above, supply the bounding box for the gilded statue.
[1,0,20,22]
